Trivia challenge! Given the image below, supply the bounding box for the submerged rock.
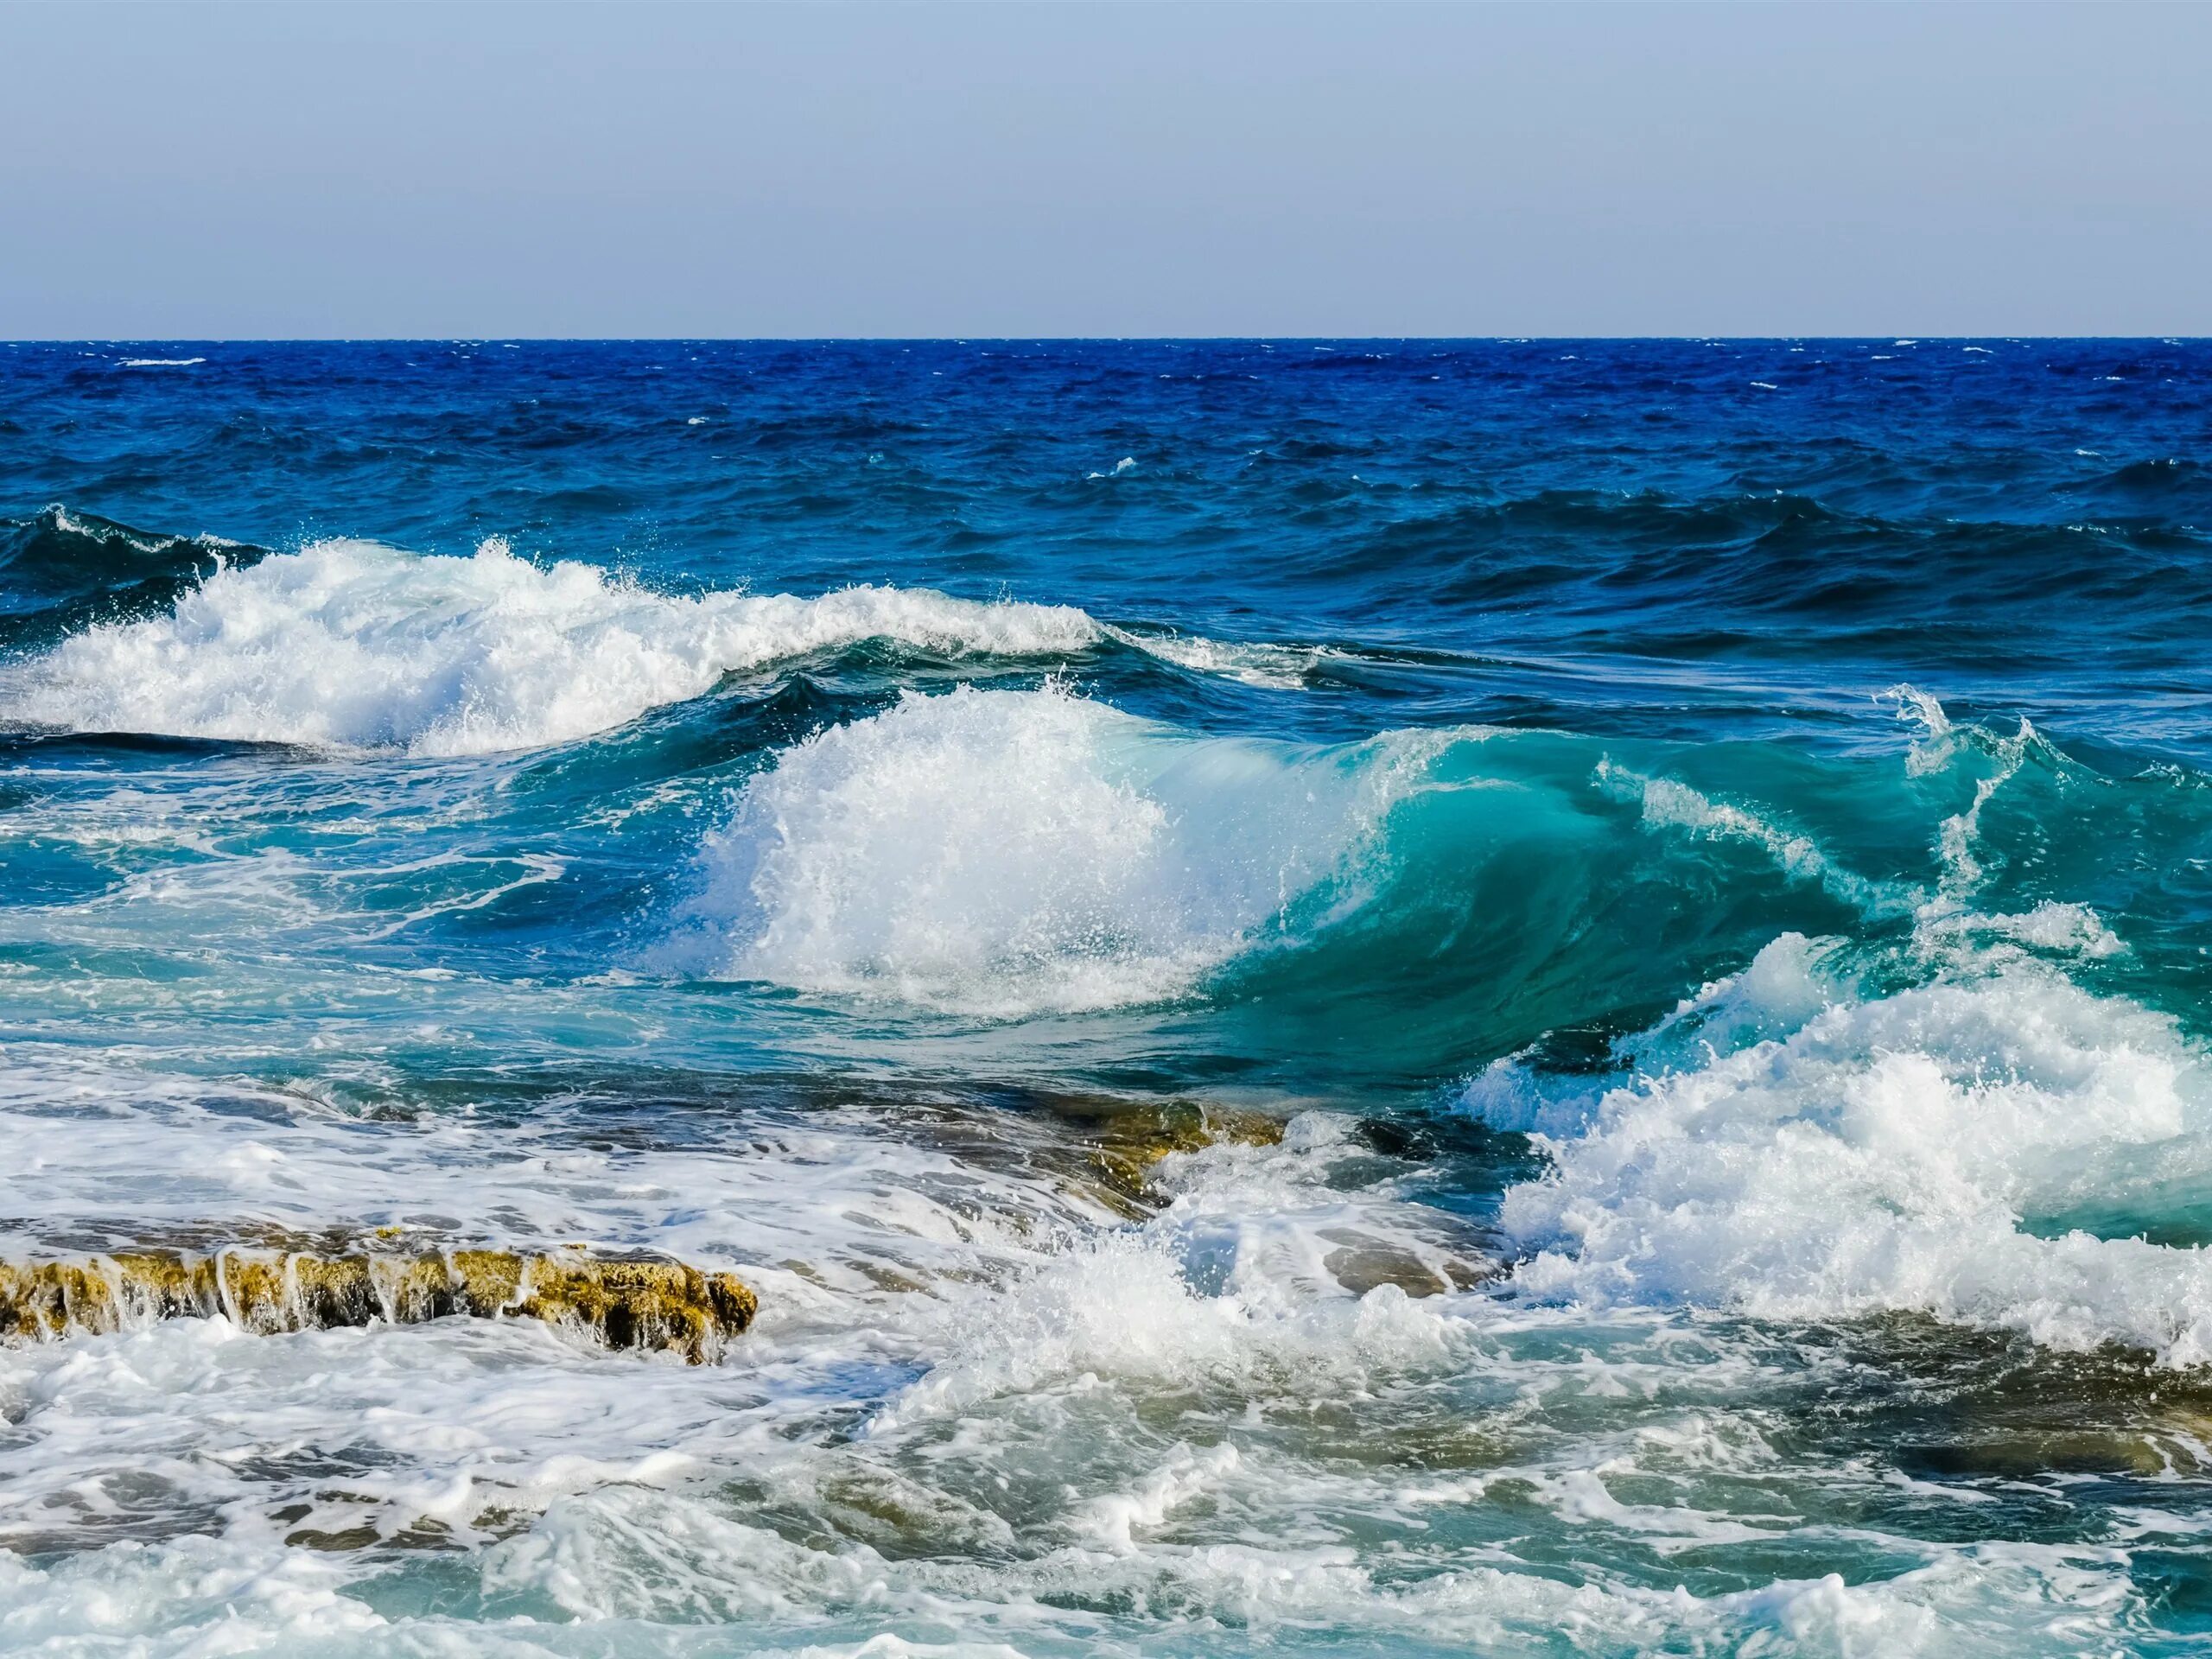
[1054,1096,1285,1204]
[0,1244,757,1362]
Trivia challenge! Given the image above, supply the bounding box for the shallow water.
[2,338,2210,1654]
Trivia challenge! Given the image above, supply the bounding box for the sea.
[2,338,2209,1656]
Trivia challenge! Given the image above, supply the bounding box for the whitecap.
[0,537,1344,754]
[675,683,1448,1015]
[1101,624,1336,690]
[1476,932,2212,1366]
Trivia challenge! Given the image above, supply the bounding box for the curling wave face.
[678,683,1452,1014]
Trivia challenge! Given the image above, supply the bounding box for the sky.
[2,2,2207,340]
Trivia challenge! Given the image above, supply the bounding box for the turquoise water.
[3,339,2211,1654]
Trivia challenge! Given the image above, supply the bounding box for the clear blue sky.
[3,2,2206,339]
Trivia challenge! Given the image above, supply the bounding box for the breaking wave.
[0,534,1348,755]
[1471,929,2212,1365]
[0,537,1110,754]
[0,505,257,653]
[677,683,1452,1014]
[0,532,1336,752]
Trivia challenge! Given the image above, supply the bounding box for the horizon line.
[8,334,2204,347]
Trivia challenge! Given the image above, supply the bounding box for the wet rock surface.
[0,1243,757,1362]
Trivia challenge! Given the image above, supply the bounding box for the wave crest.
[676,684,1440,1015]
[1473,932,2212,1364]
[0,505,255,652]
[0,538,1109,755]
[0,536,1352,754]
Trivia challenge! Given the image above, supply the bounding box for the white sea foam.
[0,539,1344,754]
[0,1515,2134,1657]
[1880,685,2069,906]
[1916,899,2127,962]
[679,684,1448,1014]
[875,1118,1486,1436]
[0,1046,2159,1653]
[1476,932,2212,1364]
[0,1052,1113,1313]
[1101,624,1337,690]
[0,539,1110,755]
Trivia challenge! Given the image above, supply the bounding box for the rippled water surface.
[3,338,2211,1656]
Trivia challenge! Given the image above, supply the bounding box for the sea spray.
[1475,931,2212,1361]
[679,683,1454,1014]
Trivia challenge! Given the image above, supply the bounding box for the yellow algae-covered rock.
[448,1249,525,1316]
[369,1251,467,1325]
[0,1260,118,1340]
[282,1251,379,1330]
[214,1251,296,1336]
[106,1251,222,1321]
[0,1244,756,1361]
[513,1253,760,1364]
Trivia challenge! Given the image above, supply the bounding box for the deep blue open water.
[3,338,2210,1655]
